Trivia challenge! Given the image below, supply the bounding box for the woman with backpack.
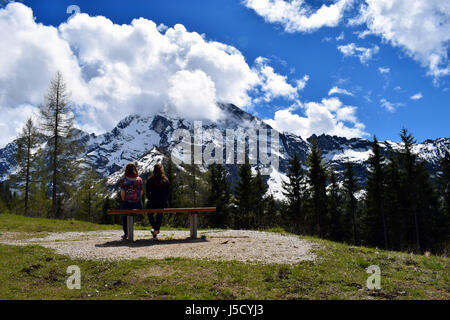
[146,163,170,239]
[119,163,143,240]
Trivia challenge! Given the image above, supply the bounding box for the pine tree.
[28,148,51,217]
[13,118,40,216]
[165,157,178,207]
[233,156,254,229]
[438,151,450,221]
[39,71,84,218]
[163,157,187,227]
[328,170,342,241]
[343,161,359,244]
[183,163,208,206]
[364,136,388,249]
[384,155,403,251]
[75,166,105,222]
[414,161,440,251]
[0,181,12,213]
[264,194,278,229]
[398,128,421,251]
[435,151,450,252]
[207,163,230,228]
[252,169,268,228]
[282,153,305,233]
[306,138,328,237]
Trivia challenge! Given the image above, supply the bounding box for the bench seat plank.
[107,207,216,214]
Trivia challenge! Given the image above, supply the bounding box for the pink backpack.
[120,177,143,202]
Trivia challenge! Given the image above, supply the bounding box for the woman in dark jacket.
[146,163,169,239]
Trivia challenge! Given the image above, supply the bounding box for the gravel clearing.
[0,230,317,264]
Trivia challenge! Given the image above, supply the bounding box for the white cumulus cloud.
[253,57,308,102]
[380,98,405,112]
[328,86,354,96]
[351,0,450,79]
[0,2,304,147]
[242,0,355,33]
[337,42,379,64]
[264,97,366,139]
[410,92,423,100]
[378,67,390,74]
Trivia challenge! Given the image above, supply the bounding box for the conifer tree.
[328,170,342,241]
[343,161,359,244]
[165,157,178,207]
[163,157,186,227]
[306,138,328,237]
[28,148,51,217]
[252,169,268,228]
[384,155,403,250]
[434,151,450,252]
[282,153,305,233]
[398,128,421,251]
[364,136,388,249]
[438,151,450,221]
[0,181,12,213]
[207,163,230,228]
[13,118,40,216]
[39,71,84,218]
[234,156,254,229]
[264,194,278,229]
[75,166,105,222]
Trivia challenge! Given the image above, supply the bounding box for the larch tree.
[39,71,84,218]
[13,117,40,216]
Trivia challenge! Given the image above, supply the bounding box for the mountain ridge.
[1,103,449,201]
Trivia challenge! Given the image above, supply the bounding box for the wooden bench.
[107,207,216,241]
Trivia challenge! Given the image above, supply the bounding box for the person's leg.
[155,213,163,231]
[120,202,129,238]
[148,213,156,230]
[122,214,127,237]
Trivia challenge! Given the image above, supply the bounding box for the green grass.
[0,213,122,233]
[0,213,448,300]
[0,213,217,234]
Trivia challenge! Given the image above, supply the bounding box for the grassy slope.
[0,213,448,300]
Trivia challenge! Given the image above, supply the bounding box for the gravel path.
[0,230,317,264]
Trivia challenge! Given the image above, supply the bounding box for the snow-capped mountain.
[1,103,449,201]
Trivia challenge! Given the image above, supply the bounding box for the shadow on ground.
[95,237,208,248]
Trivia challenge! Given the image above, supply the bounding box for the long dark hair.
[125,163,138,178]
[150,163,168,185]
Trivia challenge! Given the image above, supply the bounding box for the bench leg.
[190,213,198,239]
[127,215,134,242]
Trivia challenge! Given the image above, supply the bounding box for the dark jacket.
[146,177,170,209]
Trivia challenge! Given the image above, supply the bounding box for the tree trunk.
[414,208,421,252]
[24,135,31,217]
[52,81,60,218]
[381,207,388,250]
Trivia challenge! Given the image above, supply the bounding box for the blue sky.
[0,0,449,147]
